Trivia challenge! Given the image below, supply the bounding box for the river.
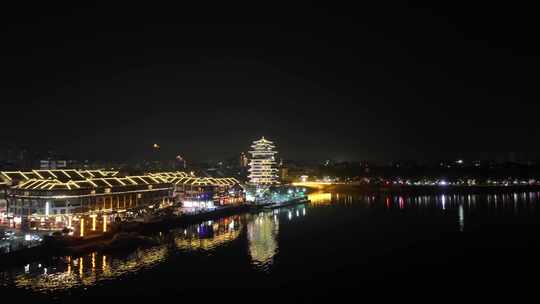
[2,190,540,298]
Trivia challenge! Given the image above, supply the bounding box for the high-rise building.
[240,152,249,167]
[248,137,279,185]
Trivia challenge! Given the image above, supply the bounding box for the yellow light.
[91,214,96,231]
[308,192,332,205]
[92,252,96,270]
[102,255,107,271]
[80,218,84,237]
[103,215,107,232]
[79,257,83,277]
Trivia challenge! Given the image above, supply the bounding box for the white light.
[45,202,50,217]
[441,195,446,210]
[459,205,464,231]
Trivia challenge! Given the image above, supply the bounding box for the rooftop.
[0,169,119,183]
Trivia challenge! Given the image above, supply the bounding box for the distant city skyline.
[1,143,540,167]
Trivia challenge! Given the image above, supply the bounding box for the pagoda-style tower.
[248,137,279,185]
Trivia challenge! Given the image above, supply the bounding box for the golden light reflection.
[5,245,169,292]
[247,212,279,269]
[91,252,96,270]
[173,216,243,251]
[308,192,332,205]
[292,182,331,190]
[78,258,83,277]
[0,215,258,293]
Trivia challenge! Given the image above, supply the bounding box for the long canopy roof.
[168,177,240,187]
[148,171,190,178]
[3,170,240,190]
[14,175,169,191]
[0,170,119,183]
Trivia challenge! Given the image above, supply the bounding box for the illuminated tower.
[248,137,279,185]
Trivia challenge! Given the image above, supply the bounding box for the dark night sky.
[1,2,540,162]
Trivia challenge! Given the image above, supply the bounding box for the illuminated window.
[104,188,111,194]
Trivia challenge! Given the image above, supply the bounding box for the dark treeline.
[314,161,540,181]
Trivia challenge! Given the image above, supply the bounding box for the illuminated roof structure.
[248,137,279,185]
[147,172,239,187]
[13,175,169,191]
[148,171,190,178]
[167,177,240,187]
[0,170,119,184]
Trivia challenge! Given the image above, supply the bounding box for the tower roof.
[253,136,273,144]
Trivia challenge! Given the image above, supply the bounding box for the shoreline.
[304,184,540,195]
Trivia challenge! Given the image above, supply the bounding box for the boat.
[263,196,310,210]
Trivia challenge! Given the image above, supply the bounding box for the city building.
[240,152,249,167]
[0,146,34,169]
[5,175,173,231]
[248,137,279,186]
[0,170,172,231]
[149,172,245,209]
[0,182,7,216]
[0,169,245,231]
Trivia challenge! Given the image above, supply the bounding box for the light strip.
[11,187,174,199]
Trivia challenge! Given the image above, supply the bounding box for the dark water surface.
[2,191,540,298]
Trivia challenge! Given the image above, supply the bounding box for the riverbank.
[305,183,540,195]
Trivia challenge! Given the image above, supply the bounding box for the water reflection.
[247,211,279,270]
[2,191,540,294]
[308,192,332,205]
[173,216,243,251]
[459,204,464,232]
[0,244,170,292]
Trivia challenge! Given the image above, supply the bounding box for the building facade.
[1,170,173,231]
[1,169,244,231]
[240,152,249,167]
[149,172,245,209]
[248,137,279,185]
